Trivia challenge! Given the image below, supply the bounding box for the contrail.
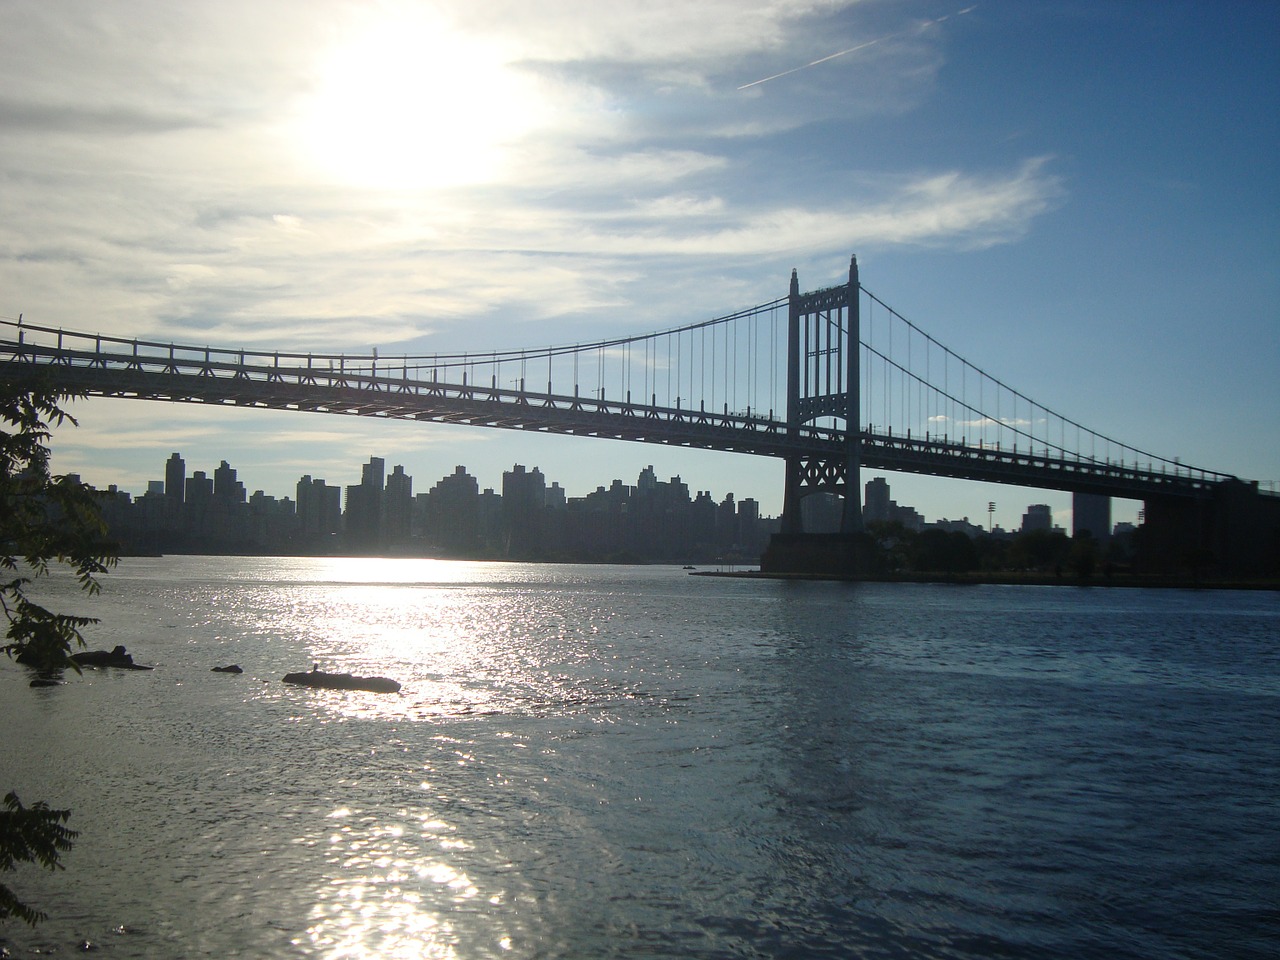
[738,5,976,91]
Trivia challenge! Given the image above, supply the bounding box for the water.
[2,557,1277,959]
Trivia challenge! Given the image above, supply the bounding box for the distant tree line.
[862,521,1135,580]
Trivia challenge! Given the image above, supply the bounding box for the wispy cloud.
[738,4,977,90]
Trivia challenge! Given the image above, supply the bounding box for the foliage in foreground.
[1,380,117,924]
[0,793,78,925]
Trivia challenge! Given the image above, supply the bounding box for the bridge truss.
[0,263,1237,506]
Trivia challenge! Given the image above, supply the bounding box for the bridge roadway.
[1,321,1232,502]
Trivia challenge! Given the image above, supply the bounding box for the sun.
[297,9,544,190]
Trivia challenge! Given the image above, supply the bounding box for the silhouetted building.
[502,464,546,557]
[186,470,213,505]
[935,517,985,538]
[738,497,761,548]
[716,494,737,548]
[89,449,789,564]
[249,490,297,547]
[383,464,413,546]
[546,481,567,511]
[690,491,717,547]
[864,477,892,523]
[863,477,924,531]
[213,460,245,503]
[1021,504,1052,533]
[297,475,342,543]
[344,456,386,549]
[165,452,185,503]
[420,466,483,554]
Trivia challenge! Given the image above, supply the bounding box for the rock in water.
[71,645,153,670]
[281,669,400,694]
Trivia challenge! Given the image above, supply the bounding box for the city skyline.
[104,445,1080,536]
[5,2,1276,529]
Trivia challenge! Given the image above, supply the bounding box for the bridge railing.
[0,315,793,438]
[860,426,1232,494]
[0,316,1239,496]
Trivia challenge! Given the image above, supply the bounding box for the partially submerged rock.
[211,664,243,673]
[282,669,401,694]
[70,645,153,670]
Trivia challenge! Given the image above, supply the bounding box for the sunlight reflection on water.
[301,804,490,959]
[2,559,1277,960]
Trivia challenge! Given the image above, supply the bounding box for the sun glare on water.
[298,9,545,190]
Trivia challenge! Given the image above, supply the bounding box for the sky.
[2,0,1277,533]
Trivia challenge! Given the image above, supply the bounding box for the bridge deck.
[1,322,1231,502]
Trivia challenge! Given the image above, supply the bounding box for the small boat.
[282,668,401,694]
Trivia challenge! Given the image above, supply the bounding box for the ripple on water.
[2,561,1277,959]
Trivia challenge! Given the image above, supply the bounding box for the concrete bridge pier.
[1138,479,1280,579]
[760,531,873,576]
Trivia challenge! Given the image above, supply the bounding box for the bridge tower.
[779,256,863,535]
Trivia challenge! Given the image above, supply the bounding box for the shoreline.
[692,570,1280,591]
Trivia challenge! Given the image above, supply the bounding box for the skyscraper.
[1021,504,1053,533]
[864,477,891,523]
[344,456,386,548]
[165,452,185,503]
[502,464,546,557]
[422,466,481,554]
[383,464,413,544]
[213,460,245,503]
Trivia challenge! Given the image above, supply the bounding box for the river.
[2,557,1276,959]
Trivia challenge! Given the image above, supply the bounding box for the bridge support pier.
[1138,480,1280,579]
[760,532,874,576]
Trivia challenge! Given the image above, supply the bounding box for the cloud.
[452,1,860,64]
[0,0,1059,361]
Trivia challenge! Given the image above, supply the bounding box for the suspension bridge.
[2,257,1273,574]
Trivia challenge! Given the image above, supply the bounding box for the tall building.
[297,475,318,535]
[545,481,567,510]
[864,477,891,523]
[738,497,761,548]
[362,456,385,491]
[344,456,387,548]
[716,493,737,547]
[297,475,342,540]
[421,466,482,554]
[383,464,413,545]
[502,464,546,557]
[861,477,924,531]
[213,460,245,503]
[165,452,185,502]
[186,470,213,504]
[1021,504,1053,533]
[637,465,658,496]
[690,491,717,546]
